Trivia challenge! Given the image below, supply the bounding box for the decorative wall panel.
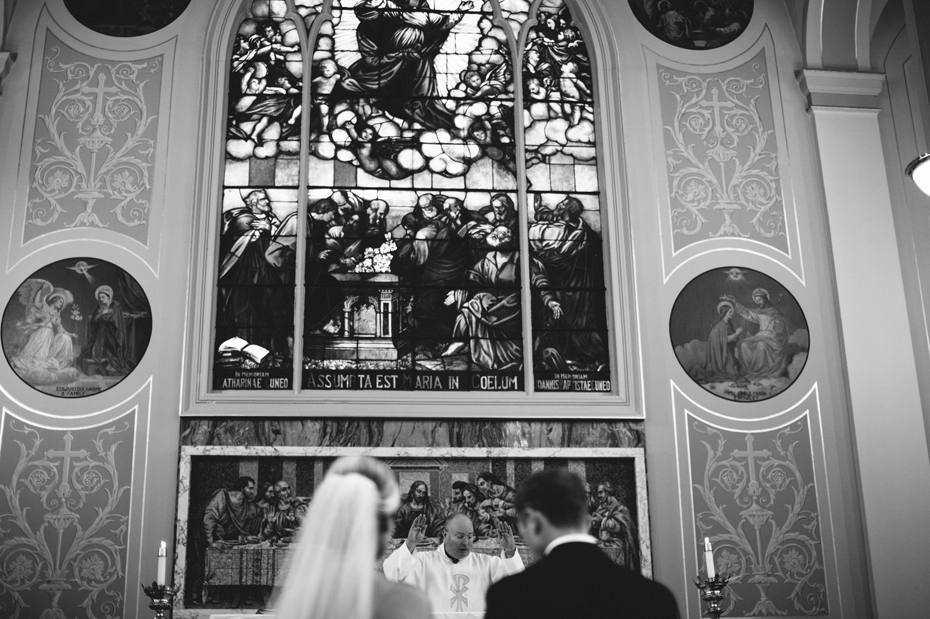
[660,51,785,252]
[672,383,842,617]
[647,34,803,284]
[0,383,153,619]
[23,32,163,244]
[0,415,134,618]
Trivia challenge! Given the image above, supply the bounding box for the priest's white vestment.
[383,544,524,613]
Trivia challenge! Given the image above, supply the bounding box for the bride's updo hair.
[274,456,401,619]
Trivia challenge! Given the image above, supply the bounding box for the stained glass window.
[212,0,612,394]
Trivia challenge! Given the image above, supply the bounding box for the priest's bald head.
[442,513,476,560]
[514,468,591,560]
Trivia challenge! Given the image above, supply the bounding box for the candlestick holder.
[693,573,730,619]
[141,582,179,619]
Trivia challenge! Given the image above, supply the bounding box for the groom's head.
[515,469,590,560]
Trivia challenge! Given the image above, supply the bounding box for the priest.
[383,512,524,614]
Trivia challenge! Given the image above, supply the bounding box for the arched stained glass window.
[524,1,610,392]
[212,0,612,394]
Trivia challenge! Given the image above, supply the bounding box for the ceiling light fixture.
[906,153,930,197]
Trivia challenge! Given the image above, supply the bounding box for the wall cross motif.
[26,47,159,231]
[0,421,131,619]
[661,63,785,243]
[692,421,827,616]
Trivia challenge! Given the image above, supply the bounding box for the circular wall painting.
[629,0,753,50]
[64,0,191,37]
[2,258,152,398]
[670,267,808,402]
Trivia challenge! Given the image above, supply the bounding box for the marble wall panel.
[179,418,645,449]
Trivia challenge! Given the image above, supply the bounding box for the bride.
[274,456,431,619]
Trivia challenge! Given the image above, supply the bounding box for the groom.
[484,468,680,619]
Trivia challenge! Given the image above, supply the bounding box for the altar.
[306,272,411,361]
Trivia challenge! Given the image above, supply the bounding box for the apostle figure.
[406,194,470,345]
[383,513,524,613]
[217,189,289,351]
[394,480,444,538]
[442,225,561,371]
[529,194,608,372]
[590,481,639,570]
[203,476,263,545]
[334,0,474,130]
[261,480,307,544]
[722,288,790,381]
[477,472,517,528]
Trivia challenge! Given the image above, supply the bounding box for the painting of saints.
[8,279,79,384]
[79,285,132,376]
[692,300,743,382]
[671,267,808,402]
[722,288,789,381]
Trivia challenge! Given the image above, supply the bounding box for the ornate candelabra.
[694,573,730,619]
[141,582,179,619]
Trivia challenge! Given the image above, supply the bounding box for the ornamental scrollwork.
[692,421,827,616]
[0,422,131,619]
[27,48,159,230]
[661,64,785,243]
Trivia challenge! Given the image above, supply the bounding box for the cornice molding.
[797,69,885,109]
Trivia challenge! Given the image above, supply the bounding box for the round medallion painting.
[64,0,191,37]
[670,267,808,402]
[2,258,152,398]
[629,0,753,50]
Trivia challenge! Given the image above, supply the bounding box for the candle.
[703,537,715,579]
[157,541,167,587]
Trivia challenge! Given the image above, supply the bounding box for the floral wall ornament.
[24,35,162,243]
[659,53,788,253]
[0,418,134,619]
[690,417,828,616]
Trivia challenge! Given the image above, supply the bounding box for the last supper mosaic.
[213,0,612,393]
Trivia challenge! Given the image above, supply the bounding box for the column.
[799,69,930,618]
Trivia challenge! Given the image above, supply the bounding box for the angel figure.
[10,279,78,379]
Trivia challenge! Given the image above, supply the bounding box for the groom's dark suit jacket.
[484,542,680,619]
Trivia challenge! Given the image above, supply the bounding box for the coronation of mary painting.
[213,0,612,394]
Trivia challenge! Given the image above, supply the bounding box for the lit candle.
[703,537,715,579]
[157,541,167,587]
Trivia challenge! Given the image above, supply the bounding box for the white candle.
[703,537,715,579]
[157,541,167,587]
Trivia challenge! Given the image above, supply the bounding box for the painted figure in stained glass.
[227,19,302,161]
[442,225,560,372]
[529,194,608,373]
[523,6,595,169]
[215,189,298,384]
[309,0,515,182]
[333,0,474,130]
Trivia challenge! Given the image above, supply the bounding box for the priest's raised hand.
[405,514,429,553]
